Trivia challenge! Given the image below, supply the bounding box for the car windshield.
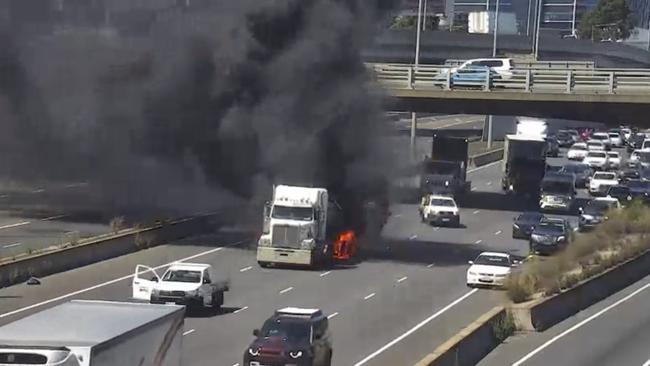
[272,205,314,221]
[627,180,650,188]
[563,164,589,173]
[541,180,573,194]
[570,145,587,151]
[162,269,202,283]
[634,151,650,162]
[587,142,602,147]
[517,212,543,223]
[608,133,619,138]
[592,134,608,140]
[587,152,606,158]
[430,198,455,207]
[607,152,619,158]
[261,319,311,342]
[585,200,613,213]
[535,222,564,234]
[594,172,616,180]
[608,186,629,195]
[474,255,510,267]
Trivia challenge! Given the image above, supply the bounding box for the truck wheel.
[325,351,332,366]
[258,261,270,268]
[211,291,224,309]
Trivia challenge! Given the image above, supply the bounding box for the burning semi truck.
[257,184,388,268]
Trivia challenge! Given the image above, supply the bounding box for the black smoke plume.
[0,0,397,225]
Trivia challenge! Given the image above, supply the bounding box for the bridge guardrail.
[444,59,595,69]
[366,63,650,95]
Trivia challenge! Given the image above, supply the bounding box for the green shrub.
[492,311,515,342]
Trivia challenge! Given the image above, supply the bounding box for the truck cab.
[257,185,335,268]
[132,263,228,309]
[539,172,577,212]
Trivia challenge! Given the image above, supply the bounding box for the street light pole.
[526,0,533,36]
[492,0,500,57]
[411,0,425,162]
[423,0,428,31]
[571,0,577,36]
[534,0,543,60]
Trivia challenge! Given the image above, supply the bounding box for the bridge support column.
[487,115,493,149]
[410,112,418,162]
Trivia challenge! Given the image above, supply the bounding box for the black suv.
[244,307,332,366]
[512,211,545,239]
[529,217,572,255]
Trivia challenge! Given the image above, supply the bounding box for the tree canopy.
[577,0,635,41]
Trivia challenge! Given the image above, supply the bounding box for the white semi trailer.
[0,300,184,366]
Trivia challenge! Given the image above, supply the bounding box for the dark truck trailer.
[501,134,547,199]
[419,135,471,198]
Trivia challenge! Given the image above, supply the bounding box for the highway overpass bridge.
[363,30,650,68]
[368,63,650,126]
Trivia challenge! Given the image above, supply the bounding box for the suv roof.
[541,217,566,225]
[275,307,324,320]
[168,263,210,271]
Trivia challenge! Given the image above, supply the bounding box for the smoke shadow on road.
[361,239,487,267]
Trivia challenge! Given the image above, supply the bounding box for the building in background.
[536,0,598,36]
[449,0,532,34]
[627,0,650,29]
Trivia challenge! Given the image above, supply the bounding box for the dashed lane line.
[239,266,253,272]
[279,287,294,294]
[234,306,249,314]
[183,329,195,336]
[364,293,376,300]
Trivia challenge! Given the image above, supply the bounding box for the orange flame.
[333,230,357,260]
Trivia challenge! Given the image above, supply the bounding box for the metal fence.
[366,63,650,95]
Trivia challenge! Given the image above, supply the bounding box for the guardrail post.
[525,70,531,92]
[445,69,451,90]
[608,72,615,94]
[484,70,490,91]
[407,67,414,89]
[565,70,573,93]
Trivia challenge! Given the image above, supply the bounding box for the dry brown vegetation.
[506,200,650,303]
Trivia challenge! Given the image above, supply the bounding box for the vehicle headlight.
[289,351,303,359]
[513,223,520,229]
[468,271,477,276]
[557,236,566,242]
[301,238,315,249]
[531,234,541,241]
[248,348,260,356]
[258,236,271,247]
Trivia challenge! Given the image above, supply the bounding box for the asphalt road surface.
[479,274,650,366]
[0,146,604,366]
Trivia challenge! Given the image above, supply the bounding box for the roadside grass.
[506,200,650,303]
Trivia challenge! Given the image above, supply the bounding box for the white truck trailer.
[0,300,184,366]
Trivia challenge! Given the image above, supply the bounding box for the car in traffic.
[466,252,518,288]
[606,151,621,170]
[621,127,632,141]
[608,131,623,147]
[132,263,229,309]
[583,151,609,170]
[578,197,621,231]
[565,129,581,142]
[586,140,606,151]
[546,137,560,157]
[453,58,514,80]
[589,171,619,196]
[556,131,574,147]
[244,307,332,366]
[627,133,646,153]
[590,132,612,150]
[567,142,589,161]
[628,150,650,169]
[626,179,650,202]
[560,163,593,188]
[512,211,545,239]
[434,65,496,88]
[529,217,572,255]
[607,185,633,205]
[619,167,641,183]
[419,194,460,227]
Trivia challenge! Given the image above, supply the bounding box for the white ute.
[589,171,619,196]
[583,151,609,170]
[419,194,460,227]
[586,140,606,151]
[606,151,621,169]
[567,142,588,160]
[133,263,229,309]
[466,252,519,288]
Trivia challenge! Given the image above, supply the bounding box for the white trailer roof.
[0,300,183,347]
[506,134,546,142]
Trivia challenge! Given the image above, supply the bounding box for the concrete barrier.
[0,213,224,288]
[470,149,504,168]
[511,249,650,332]
[414,306,509,366]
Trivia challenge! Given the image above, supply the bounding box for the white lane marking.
[320,271,331,277]
[427,263,434,268]
[486,181,492,186]
[467,160,502,173]
[409,235,418,240]
[393,214,403,218]
[397,276,408,283]
[495,230,502,235]
[512,281,650,366]
[471,187,477,191]
[31,189,45,193]
[364,293,376,300]
[234,306,249,314]
[473,210,480,214]
[279,286,294,294]
[642,358,650,366]
[0,244,239,320]
[2,243,21,249]
[64,182,88,188]
[42,214,68,221]
[0,221,31,230]
[433,227,440,232]
[233,364,240,366]
[475,239,482,244]
[353,289,478,366]
[183,329,195,336]
[328,312,339,319]
[239,266,252,272]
